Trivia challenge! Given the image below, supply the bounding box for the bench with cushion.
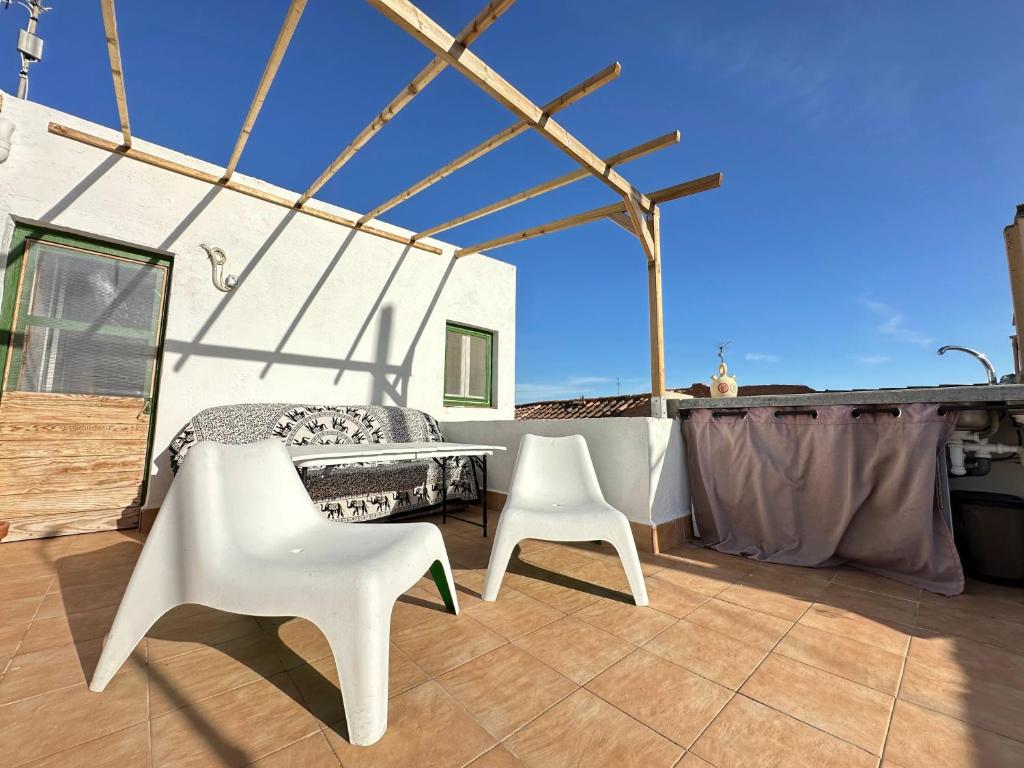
[168,403,479,523]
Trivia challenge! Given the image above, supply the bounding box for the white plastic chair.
[89,439,458,746]
[482,434,648,606]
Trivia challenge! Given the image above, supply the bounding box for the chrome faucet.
[937,345,997,385]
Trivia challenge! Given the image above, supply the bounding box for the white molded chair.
[482,434,648,606]
[90,439,458,746]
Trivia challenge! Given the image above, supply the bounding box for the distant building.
[515,383,817,420]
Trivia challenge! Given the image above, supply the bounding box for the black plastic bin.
[951,490,1024,586]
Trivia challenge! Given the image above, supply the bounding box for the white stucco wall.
[440,417,691,527]
[0,94,516,506]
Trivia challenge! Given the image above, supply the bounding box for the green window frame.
[444,322,493,408]
[1,226,171,399]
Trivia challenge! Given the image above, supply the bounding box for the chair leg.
[91,586,177,692]
[606,522,650,607]
[321,609,392,747]
[482,524,520,602]
[429,559,459,614]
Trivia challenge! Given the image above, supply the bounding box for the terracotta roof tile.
[514,383,816,420]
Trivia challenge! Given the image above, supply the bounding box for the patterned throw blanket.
[168,404,479,523]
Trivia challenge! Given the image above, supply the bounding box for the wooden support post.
[647,205,667,411]
[223,0,307,180]
[99,0,131,147]
[1005,206,1024,381]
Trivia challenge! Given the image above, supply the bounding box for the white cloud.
[745,352,780,363]
[854,354,891,365]
[858,295,933,346]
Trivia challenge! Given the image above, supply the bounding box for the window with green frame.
[444,323,493,407]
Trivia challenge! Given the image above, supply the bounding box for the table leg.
[441,456,448,524]
[481,455,488,538]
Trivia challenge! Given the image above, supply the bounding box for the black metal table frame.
[432,454,488,537]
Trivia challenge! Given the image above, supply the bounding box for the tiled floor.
[2,509,1024,767]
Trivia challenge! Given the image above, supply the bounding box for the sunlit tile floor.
[1,508,1023,767]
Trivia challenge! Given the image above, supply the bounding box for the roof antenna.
[5,0,51,99]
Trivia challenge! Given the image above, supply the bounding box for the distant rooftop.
[515,384,817,420]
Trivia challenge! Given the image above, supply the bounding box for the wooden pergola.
[59,0,723,412]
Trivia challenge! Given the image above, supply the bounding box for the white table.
[287,442,505,535]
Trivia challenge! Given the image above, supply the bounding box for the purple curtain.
[683,402,964,595]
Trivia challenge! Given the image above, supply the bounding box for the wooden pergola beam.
[457,170,724,257]
[297,0,517,207]
[357,62,621,226]
[99,0,131,147]
[415,130,679,240]
[223,0,308,180]
[366,0,654,214]
[455,199,627,257]
[48,123,444,255]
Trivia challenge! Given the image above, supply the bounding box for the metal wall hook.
[201,244,238,292]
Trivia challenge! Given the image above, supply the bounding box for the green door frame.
[0,224,174,505]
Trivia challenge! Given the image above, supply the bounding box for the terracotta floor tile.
[466,745,528,768]
[649,562,737,597]
[391,613,505,677]
[775,622,904,694]
[18,603,120,654]
[325,681,496,768]
[147,606,262,662]
[643,577,708,618]
[35,576,131,620]
[885,699,1024,768]
[512,568,606,613]
[899,654,1024,743]
[0,637,144,705]
[247,731,340,767]
[463,588,563,640]
[587,649,731,748]
[677,754,716,768]
[286,644,428,724]
[908,630,1024,685]
[915,603,1024,654]
[817,583,918,625]
[833,567,923,601]
[520,544,596,574]
[0,576,54,603]
[799,603,913,655]
[20,722,150,768]
[664,545,760,579]
[740,564,835,601]
[0,666,148,766]
[643,619,766,690]
[684,599,792,652]
[573,596,676,645]
[437,644,576,738]
[0,618,30,659]
[261,617,334,669]
[716,582,812,622]
[567,541,665,577]
[504,688,683,768]
[513,615,633,684]
[150,673,320,768]
[54,545,140,590]
[919,578,1024,623]
[741,653,893,755]
[0,594,46,625]
[149,633,284,716]
[690,694,877,768]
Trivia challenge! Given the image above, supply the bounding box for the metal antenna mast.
[5,0,51,99]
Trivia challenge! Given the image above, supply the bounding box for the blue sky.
[7,1,1023,402]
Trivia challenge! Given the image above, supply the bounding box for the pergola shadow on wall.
[60,0,723,415]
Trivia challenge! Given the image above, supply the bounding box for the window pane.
[17,325,154,396]
[467,333,488,399]
[444,330,464,396]
[28,245,161,333]
[9,241,165,397]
